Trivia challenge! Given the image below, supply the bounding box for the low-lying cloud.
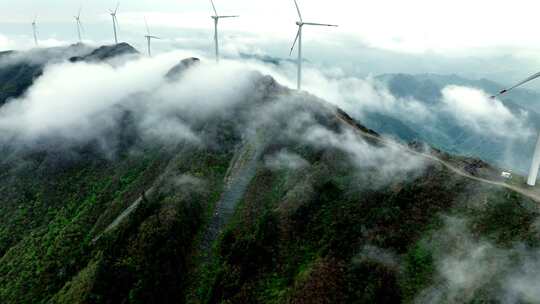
[417,216,540,304]
[304,125,427,181]
[441,85,533,140]
[0,45,535,176]
[0,50,265,152]
[265,149,310,171]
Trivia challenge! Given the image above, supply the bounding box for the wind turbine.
[209,0,239,63]
[31,16,38,47]
[74,7,83,43]
[109,3,120,44]
[491,72,540,186]
[144,18,160,57]
[289,0,337,90]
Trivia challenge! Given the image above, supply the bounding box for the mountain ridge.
[0,44,539,303]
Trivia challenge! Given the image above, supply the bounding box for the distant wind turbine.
[289,0,337,90]
[74,7,84,43]
[109,3,120,44]
[144,18,160,57]
[31,16,38,47]
[491,72,540,186]
[209,0,239,63]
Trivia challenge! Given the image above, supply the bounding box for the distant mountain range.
[369,73,540,174]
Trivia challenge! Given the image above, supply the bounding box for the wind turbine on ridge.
[109,3,120,44]
[491,72,540,187]
[209,0,239,63]
[31,16,38,47]
[289,0,337,90]
[144,18,160,57]
[74,7,84,43]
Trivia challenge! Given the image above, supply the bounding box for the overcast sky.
[2,0,540,86]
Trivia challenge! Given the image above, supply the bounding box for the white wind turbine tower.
[31,16,38,47]
[144,18,160,57]
[109,3,120,44]
[289,0,337,90]
[209,0,239,63]
[74,7,83,43]
[491,72,540,186]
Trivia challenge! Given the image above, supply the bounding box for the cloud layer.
[441,86,532,140]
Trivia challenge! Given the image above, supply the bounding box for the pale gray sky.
[2,0,540,86]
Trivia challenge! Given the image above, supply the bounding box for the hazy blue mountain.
[378,73,540,112]
[371,73,540,173]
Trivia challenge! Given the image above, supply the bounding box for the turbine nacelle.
[290,0,337,90]
[74,7,84,43]
[31,16,38,46]
[209,0,239,62]
[110,2,120,16]
[109,3,120,44]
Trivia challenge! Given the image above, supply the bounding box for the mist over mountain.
[355,73,540,174]
[1,44,540,304]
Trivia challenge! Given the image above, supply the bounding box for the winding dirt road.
[336,111,540,204]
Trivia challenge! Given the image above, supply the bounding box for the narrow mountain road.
[336,112,540,204]
[197,137,264,261]
[105,188,154,233]
[91,187,155,243]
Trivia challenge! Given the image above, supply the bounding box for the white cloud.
[265,149,309,171]
[441,85,533,140]
[303,125,426,181]
[0,54,171,139]
[417,216,540,304]
[303,73,433,123]
[0,50,277,151]
[0,34,13,50]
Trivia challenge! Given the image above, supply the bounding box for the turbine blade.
[78,6,82,18]
[293,0,303,22]
[144,17,150,35]
[115,2,120,14]
[303,22,338,27]
[210,0,218,16]
[289,28,300,56]
[492,71,540,98]
[218,15,239,18]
